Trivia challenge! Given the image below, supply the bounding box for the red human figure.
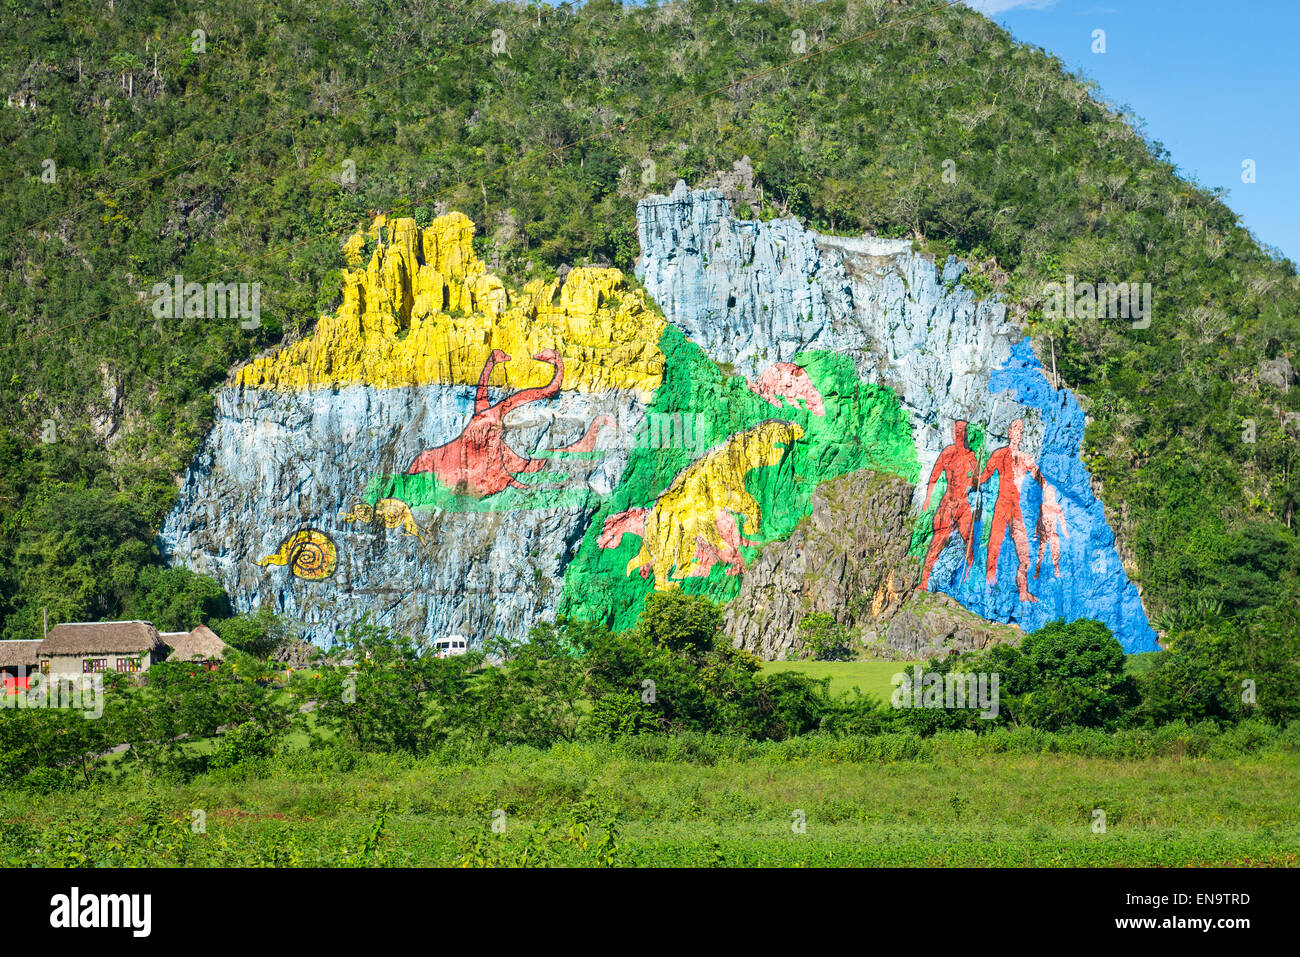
[920,420,979,590]
[1035,484,1070,578]
[979,419,1043,602]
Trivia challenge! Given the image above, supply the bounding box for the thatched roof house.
[40,621,163,656]
[0,640,41,673]
[39,621,165,676]
[165,624,229,663]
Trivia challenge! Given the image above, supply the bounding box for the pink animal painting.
[685,509,757,578]
[747,362,826,417]
[1035,485,1070,579]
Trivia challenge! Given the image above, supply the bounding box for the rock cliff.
[722,469,1023,660]
[161,183,1158,653]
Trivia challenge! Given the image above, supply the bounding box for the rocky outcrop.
[724,470,918,658]
[877,592,1023,661]
[724,469,1022,660]
[637,183,1158,651]
[160,212,654,647]
[1259,356,1294,392]
[162,184,1158,653]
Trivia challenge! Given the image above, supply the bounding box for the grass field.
[5,729,1296,867]
[763,654,1163,702]
[760,660,916,700]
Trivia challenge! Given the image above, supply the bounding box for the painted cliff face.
[160,212,662,645]
[162,185,1157,652]
[631,183,1156,651]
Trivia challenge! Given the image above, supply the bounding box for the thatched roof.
[165,624,229,662]
[0,640,41,668]
[39,621,163,656]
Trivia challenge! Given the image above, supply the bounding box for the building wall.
[41,651,157,678]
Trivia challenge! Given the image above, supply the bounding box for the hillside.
[2,0,1298,647]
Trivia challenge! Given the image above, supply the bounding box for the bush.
[209,721,277,771]
[798,612,854,661]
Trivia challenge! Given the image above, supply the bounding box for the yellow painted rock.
[255,529,338,580]
[630,420,805,589]
[341,499,428,545]
[236,212,666,399]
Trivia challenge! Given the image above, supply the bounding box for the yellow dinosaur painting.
[597,420,804,589]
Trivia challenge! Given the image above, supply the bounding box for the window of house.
[116,657,141,673]
[83,658,107,674]
[39,660,49,675]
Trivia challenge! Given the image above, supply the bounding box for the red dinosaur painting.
[747,362,826,416]
[406,348,612,497]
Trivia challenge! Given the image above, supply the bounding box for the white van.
[433,635,469,658]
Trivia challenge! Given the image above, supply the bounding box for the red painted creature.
[407,348,612,497]
[919,420,979,590]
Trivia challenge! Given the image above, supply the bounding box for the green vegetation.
[3,0,1295,642]
[3,594,1297,865]
[762,658,914,700]
[3,730,1297,867]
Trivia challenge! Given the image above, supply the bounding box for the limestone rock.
[637,182,1157,651]
[1259,356,1294,392]
[724,469,919,659]
[877,592,1023,661]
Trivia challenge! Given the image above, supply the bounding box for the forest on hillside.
[1,0,1298,645]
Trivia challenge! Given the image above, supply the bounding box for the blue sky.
[966,0,1300,263]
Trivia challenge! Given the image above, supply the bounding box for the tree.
[212,605,294,659]
[1000,619,1137,730]
[635,591,722,655]
[133,566,231,631]
[310,618,451,755]
[799,612,854,661]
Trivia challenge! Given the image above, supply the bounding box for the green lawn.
[765,654,1162,701]
[760,660,918,700]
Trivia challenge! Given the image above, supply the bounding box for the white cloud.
[963,0,1061,13]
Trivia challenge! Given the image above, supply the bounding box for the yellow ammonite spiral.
[255,529,338,580]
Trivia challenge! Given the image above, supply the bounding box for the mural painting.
[161,197,1157,650]
[255,529,339,581]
